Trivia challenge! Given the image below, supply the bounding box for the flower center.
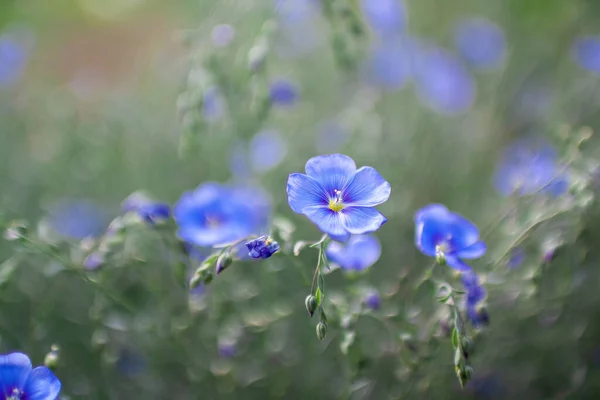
[204,214,222,228]
[328,190,345,212]
[8,388,22,400]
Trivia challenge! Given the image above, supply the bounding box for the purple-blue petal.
[304,154,357,195]
[445,255,472,272]
[454,18,506,70]
[250,130,288,173]
[303,206,348,239]
[341,207,387,235]
[360,0,406,37]
[286,173,328,213]
[22,366,61,400]
[325,235,381,271]
[344,166,391,207]
[456,240,487,259]
[0,352,31,396]
[572,35,600,73]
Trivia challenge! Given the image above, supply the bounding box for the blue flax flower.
[360,0,406,38]
[454,18,506,70]
[48,199,107,239]
[326,235,381,271]
[250,129,288,173]
[364,37,413,90]
[269,79,299,106]
[572,35,600,74]
[122,192,171,225]
[246,235,280,259]
[494,138,569,197]
[414,204,486,272]
[461,271,488,326]
[287,154,391,242]
[0,352,61,400]
[174,183,270,247]
[0,33,29,87]
[364,289,381,310]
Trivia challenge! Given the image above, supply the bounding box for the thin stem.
[310,244,324,295]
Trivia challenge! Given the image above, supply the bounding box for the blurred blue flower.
[48,199,107,239]
[461,271,487,326]
[116,349,146,378]
[203,87,225,121]
[122,192,171,225]
[364,289,382,310]
[83,252,105,270]
[364,38,413,90]
[507,247,525,269]
[274,0,321,58]
[315,121,350,153]
[572,35,600,73]
[269,79,299,106]
[414,204,486,272]
[174,183,271,247]
[246,235,280,259]
[413,46,475,115]
[250,130,288,173]
[0,34,29,87]
[287,154,391,241]
[218,342,236,359]
[494,138,568,197]
[360,0,406,37]
[211,24,235,47]
[454,18,506,70]
[326,235,381,271]
[229,141,252,181]
[0,352,61,400]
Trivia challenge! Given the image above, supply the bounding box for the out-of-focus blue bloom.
[360,0,406,38]
[83,252,105,270]
[275,0,321,58]
[229,141,252,181]
[507,247,525,269]
[203,86,225,121]
[461,271,487,326]
[246,235,280,259]
[0,33,29,87]
[466,373,506,400]
[116,349,146,378]
[315,121,350,153]
[413,46,475,115]
[494,139,569,197]
[0,352,61,400]
[364,38,413,90]
[121,192,171,225]
[250,130,288,173]
[48,199,107,239]
[287,154,391,242]
[454,18,506,70]
[174,183,271,247]
[211,24,235,47]
[364,289,381,310]
[414,204,486,272]
[326,235,381,271]
[269,79,299,106]
[572,35,600,74]
[218,342,236,359]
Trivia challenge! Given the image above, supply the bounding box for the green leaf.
[315,288,323,306]
[451,328,458,349]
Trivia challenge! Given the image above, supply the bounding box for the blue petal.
[326,235,381,271]
[342,207,387,235]
[22,366,61,400]
[415,204,453,256]
[0,352,31,396]
[177,227,237,248]
[325,241,346,266]
[414,203,449,225]
[286,173,327,213]
[303,206,348,239]
[445,255,472,272]
[446,213,481,251]
[328,231,351,242]
[304,154,356,195]
[344,166,391,207]
[454,18,506,70]
[456,240,486,259]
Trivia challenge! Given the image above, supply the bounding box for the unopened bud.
[305,295,317,317]
[44,345,60,371]
[316,322,327,341]
[189,273,204,290]
[461,337,473,358]
[215,253,233,274]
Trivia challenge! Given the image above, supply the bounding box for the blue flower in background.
[461,271,487,326]
[315,121,350,153]
[413,46,475,115]
[218,341,236,359]
[572,35,600,74]
[83,252,105,270]
[360,0,406,37]
[174,183,271,247]
[287,154,391,241]
[507,247,525,269]
[0,33,29,87]
[48,199,107,239]
[414,204,486,272]
[269,79,299,106]
[203,86,225,121]
[246,235,280,259]
[229,141,252,181]
[250,130,288,173]
[211,24,235,47]
[454,18,506,70]
[364,289,382,310]
[0,352,61,400]
[364,38,413,90]
[274,0,321,58]
[122,192,171,225]
[326,235,381,271]
[494,138,569,197]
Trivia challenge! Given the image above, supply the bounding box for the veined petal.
[456,240,486,259]
[445,255,472,272]
[415,214,449,256]
[304,154,356,194]
[22,366,61,400]
[286,173,327,213]
[447,213,481,249]
[341,207,387,235]
[303,206,348,239]
[344,166,391,206]
[414,203,449,224]
[0,352,31,397]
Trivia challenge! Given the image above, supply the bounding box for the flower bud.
[44,345,60,371]
[461,336,473,358]
[246,236,280,259]
[316,322,327,341]
[216,253,233,274]
[305,295,318,317]
[189,273,204,290]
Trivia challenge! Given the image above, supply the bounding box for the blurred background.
[2,0,600,399]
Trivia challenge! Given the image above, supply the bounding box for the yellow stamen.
[328,189,345,212]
